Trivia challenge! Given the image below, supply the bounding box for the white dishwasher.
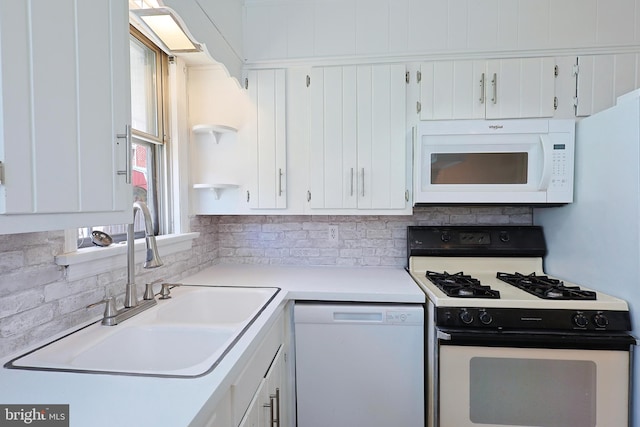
[294,303,424,427]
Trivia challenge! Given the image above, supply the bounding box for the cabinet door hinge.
[416,70,422,83]
[405,71,410,84]
[416,101,422,114]
[573,96,579,108]
[0,161,4,185]
[554,65,559,77]
[572,64,579,77]
[306,75,311,87]
[554,97,558,110]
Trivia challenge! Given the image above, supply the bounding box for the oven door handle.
[437,330,452,341]
[437,328,636,351]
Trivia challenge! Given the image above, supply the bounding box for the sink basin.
[70,325,233,375]
[5,285,280,377]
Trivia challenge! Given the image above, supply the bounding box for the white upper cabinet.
[419,58,556,120]
[309,64,408,212]
[0,0,131,234]
[245,69,287,209]
[575,53,640,117]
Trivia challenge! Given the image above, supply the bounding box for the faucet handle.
[87,297,118,325]
[143,279,164,301]
[159,283,179,300]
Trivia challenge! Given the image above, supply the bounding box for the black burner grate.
[497,272,597,300]
[426,271,500,298]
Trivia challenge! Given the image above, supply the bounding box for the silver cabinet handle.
[263,388,280,427]
[116,125,131,183]
[491,72,497,104]
[271,388,280,427]
[350,168,354,196]
[246,190,250,203]
[479,73,485,104]
[361,168,365,197]
[307,190,311,202]
[278,168,283,196]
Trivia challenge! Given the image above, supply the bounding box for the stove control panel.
[436,307,631,331]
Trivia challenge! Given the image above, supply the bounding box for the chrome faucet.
[86,202,164,325]
[125,201,163,308]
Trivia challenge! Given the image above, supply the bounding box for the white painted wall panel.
[244,0,640,62]
[408,0,447,52]
[496,0,518,51]
[245,5,287,60]
[314,1,356,56]
[447,0,468,50]
[517,0,550,49]
[355,0,389,55]
[467,1,498,50]
[286,4,315,59]
[596,0,636,46]
[388,0,410,53]
[549,0,597,48]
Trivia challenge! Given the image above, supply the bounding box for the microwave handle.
[538,135,553,190]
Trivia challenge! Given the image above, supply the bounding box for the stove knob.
[441,232,451,243]
[573,313,589,328]
[479,311,493,325]
[499,231,510,243]
[593,313,609,328]
[459,310,474,325]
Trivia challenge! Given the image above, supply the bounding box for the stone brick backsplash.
[0,206,531,358]
[214,206,532,267]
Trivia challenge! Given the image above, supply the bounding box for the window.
[78,26,168,248]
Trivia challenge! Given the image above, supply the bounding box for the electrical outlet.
[328,225,339,242]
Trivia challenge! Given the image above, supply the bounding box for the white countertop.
[0,264,424,427]
[181,264,425,303]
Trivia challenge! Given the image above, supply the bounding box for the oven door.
[436,329,633,427]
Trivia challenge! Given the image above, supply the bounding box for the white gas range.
[407,226,635,427]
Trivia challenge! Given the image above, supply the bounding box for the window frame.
[76,25,170,249]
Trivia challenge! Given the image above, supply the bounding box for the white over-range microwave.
[414,119,575,204]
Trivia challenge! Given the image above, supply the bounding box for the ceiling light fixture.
[132,7,201,53]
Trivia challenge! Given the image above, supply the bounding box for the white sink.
[5,286,280,377]
[70,325,234,375]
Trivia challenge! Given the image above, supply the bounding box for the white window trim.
[55,232,199,281]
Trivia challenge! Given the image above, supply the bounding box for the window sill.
[55,233,200,281]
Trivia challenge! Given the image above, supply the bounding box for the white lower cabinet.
[198,307,290,427]
[239,346,286,427]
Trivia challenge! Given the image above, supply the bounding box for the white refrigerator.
[534,89,640,425]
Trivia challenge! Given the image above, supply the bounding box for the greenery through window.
[78,26,168,248]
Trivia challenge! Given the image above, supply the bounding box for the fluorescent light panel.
[135,8,201,52]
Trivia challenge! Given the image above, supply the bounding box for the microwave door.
[430,152,530,186]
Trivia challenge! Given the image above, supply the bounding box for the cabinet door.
[238,379,268,427]
[0,0,131,234]
[419,58,556,121]
[419,60,485,120]
[246,69,287,209]
[264,346,287,427]
[356,64,407,209]
[485,57,556,119]
[309,66,357,209]
[575,53,640,117]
